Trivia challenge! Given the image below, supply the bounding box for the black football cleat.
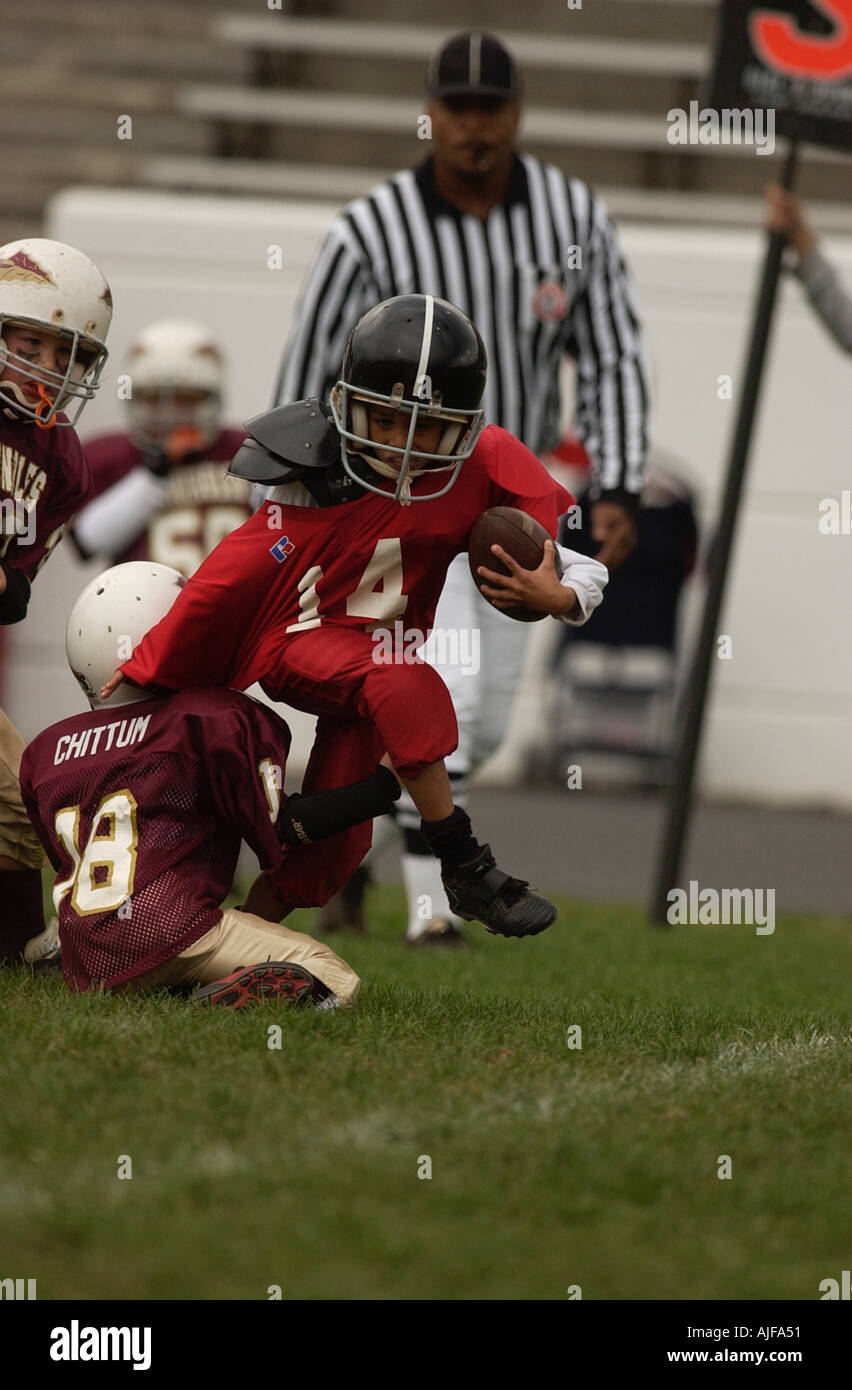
[442,845,557,938]
[190,962,333,1009]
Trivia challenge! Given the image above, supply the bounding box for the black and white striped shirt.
[273,153,649,502]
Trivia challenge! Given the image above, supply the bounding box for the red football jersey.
[73,428,251,571]
[19,688,291,991]
[123,425,575,693]
[0,413,91,580]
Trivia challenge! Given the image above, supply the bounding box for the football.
[468,506,562,623]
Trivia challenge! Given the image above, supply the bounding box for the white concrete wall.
[6,186,851,807]
[631,224,852,808]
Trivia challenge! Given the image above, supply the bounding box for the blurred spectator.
[766,184,852,355]
[553,436,697,651]
[546,434,698,781]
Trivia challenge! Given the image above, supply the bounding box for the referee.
[272,29,650,943]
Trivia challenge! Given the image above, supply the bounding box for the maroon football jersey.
[0,412,91,580]
[123,425,575,693]
[73,429,251,571]
[19,688,291,992]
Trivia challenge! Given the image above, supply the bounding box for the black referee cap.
[427,31,522,102]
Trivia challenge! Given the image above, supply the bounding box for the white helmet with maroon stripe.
[66,563,186,710]
[125,318,224,453]
[0,238,112,428]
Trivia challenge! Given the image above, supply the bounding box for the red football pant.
[262,627,458,907]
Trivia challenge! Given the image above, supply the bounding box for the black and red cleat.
[191,962,332,1009]
[442,845,557,938]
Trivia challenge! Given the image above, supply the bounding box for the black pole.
[650,139,800,925]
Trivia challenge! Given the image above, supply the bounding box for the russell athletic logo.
[50,1321,152,1371]
[270,534,296,563]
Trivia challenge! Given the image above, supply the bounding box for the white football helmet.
[125,318,224,453]
[0,238,112,428]
[66,562,186,710]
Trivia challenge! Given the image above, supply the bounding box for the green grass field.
[2,886,849,1301]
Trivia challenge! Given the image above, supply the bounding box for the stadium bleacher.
[3,0,851,247]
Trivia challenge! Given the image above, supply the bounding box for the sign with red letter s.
[706,0,852,148]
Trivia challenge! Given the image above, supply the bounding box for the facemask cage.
[330,379,485,504]
[0,315,108,429]
[128,384,221,455]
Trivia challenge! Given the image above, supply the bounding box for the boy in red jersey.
[103,297,608,939]
[19,562,400,1006]
[0,237,112,965]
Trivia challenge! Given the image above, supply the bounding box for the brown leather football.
[468,506,562,623]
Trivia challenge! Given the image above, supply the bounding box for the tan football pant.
[123,908,361,1005]
[0,706,46,869]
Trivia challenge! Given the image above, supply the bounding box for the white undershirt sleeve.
[73,467,168,558]
[256,481,318,509]
[554,543,609,626]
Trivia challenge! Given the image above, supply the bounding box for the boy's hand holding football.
[477,540,578,619]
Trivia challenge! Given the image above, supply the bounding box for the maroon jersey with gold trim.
[73,429,251,571]
[0,413,91,580]
[19,688,290,992]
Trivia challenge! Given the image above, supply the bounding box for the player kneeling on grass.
[101,296,608,939]
[18,563,402,1008]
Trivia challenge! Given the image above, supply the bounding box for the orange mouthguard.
[34,383,56,429]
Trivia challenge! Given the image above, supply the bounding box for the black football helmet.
[330,294,487,503]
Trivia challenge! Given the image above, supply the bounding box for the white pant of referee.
[385,552,532,940]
